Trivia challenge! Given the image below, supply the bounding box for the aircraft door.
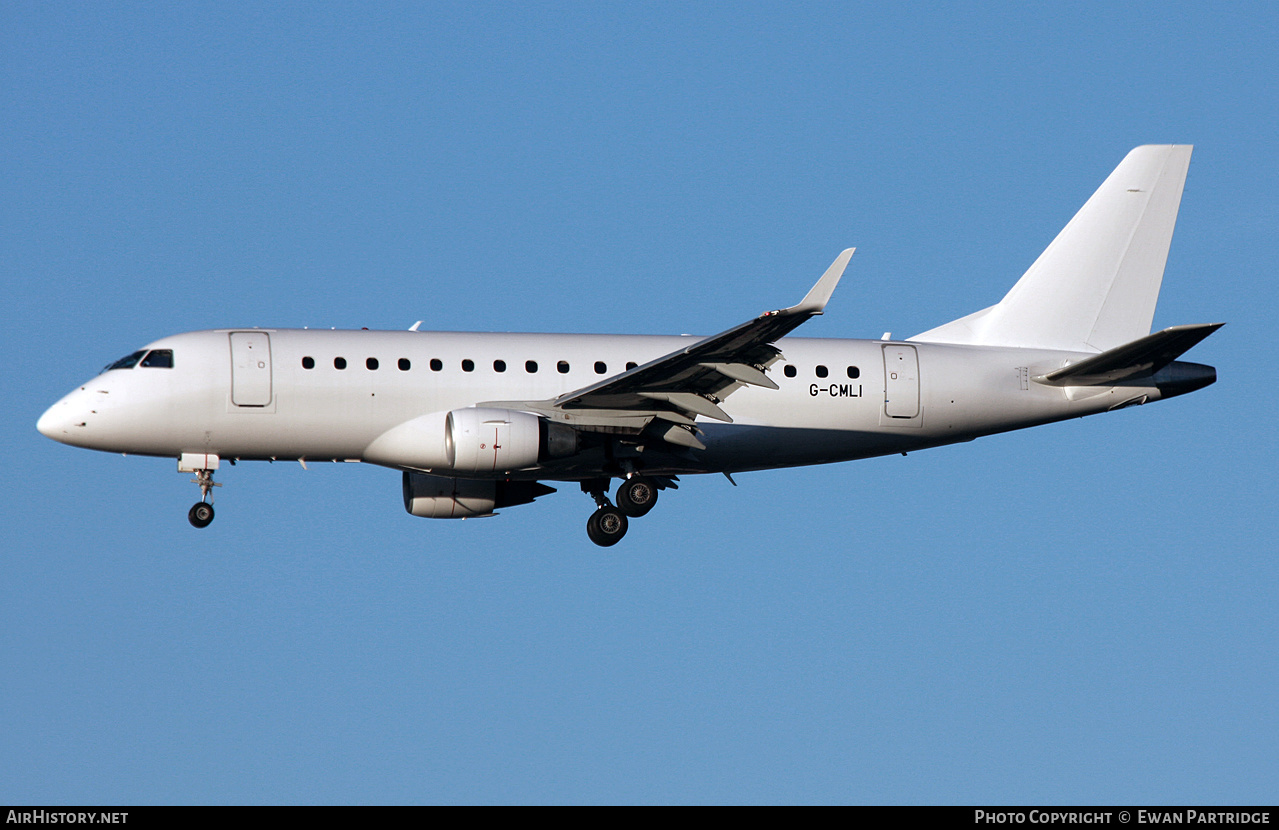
[229,332,273,406]
[882,344,919,419]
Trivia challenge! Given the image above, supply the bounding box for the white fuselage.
[37,327,1186,480]
[33,148,1219,543]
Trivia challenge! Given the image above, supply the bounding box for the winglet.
[789,248,854,316]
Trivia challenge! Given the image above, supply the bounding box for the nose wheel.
[187,467,221,528]
[188,501,215,528]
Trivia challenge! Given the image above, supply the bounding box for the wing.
[482,249,854,450]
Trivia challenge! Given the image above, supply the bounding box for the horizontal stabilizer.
[1034,323,1223,387]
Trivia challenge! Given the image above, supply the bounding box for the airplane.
[37,145,1220,547]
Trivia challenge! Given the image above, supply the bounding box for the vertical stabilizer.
[911,145,1193,353]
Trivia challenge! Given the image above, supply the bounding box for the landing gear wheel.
[188,502,215,528]
[616,477,658,518]
[586,506,628,547]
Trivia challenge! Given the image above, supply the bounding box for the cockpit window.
[102,350,147,373]
[140,349,174,368]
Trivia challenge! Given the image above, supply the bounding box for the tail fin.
[910,145,1193,353]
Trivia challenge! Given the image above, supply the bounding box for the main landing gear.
[616,476,658,517]
[582,476,662,547]
[586,504,628,547]
[187,467,221,528]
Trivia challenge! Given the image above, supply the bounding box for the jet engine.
[363,407,579,473]
[446,407,541,471]
[402,472,556,519]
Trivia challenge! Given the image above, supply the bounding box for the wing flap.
[698,361,779,389]
[638,391,733,423]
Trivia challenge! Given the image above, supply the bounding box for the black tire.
[586,506,628,547]
[616,477,658,518]
[188,502,215,528]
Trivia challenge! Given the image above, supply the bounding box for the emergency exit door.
[882,344,919,419]
[229,332,273,407]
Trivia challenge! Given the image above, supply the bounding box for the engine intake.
[447,407,541,472]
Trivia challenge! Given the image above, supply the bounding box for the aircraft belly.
[695,423,920,472]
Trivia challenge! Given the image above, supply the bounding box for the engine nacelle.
[364,407,579,473]
[402,472,555,519]
[446,407,541,472]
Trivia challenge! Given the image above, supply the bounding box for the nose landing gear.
[187,468,221,528]
[188,500,215,528]
[179,453,222,529]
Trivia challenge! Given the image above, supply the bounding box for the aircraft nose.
[37,390,86,443]
[38,399,69,439]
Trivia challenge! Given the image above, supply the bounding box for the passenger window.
[302,356,315,369]
[334,357,347,370]
[398,358,410,371]
[102,350,147,373]
[494,360,507,372]
[366,357,379,370]
[847,366,860,379]
[557,361,570,374]
[626,362,637,371]
[430,359,443,372]
[815,365,828,378]
[140,349,174,368]
[526,360,538,373]
[462,359,474,373]
[594,361,607,374]
[783,365,797,378]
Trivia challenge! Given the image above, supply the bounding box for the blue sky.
[3,1,1276,804]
